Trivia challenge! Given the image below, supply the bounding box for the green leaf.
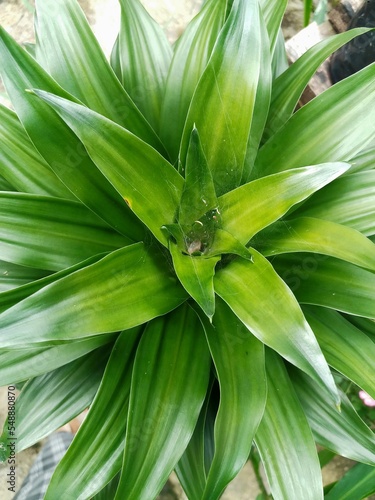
[0,104,73,198]
[254,217,375,271]
[0,243,186,348]
[0,260,49,292]
[201,299,266,499]
[33,90,184,246]
[303,306,375,400]
[218,162,350,246]
[259,0,288,56]
[325,463,375,500]
[255,350,323,500]
[291,369,375,466]
[180,0,264,195]
[0,193,131,271]
[0,27,144,241]
[274,254,375,319]
[0,344,112,457]
[160,0,227,162]
[0,335,114,386]
[303,0,313,26]
[34,0,163,151]
[254,62,375,179]
[266,28,371,138]
[0,253,104,314]
[114,305,211,499]
[113,0,172,131]
[214,249,340,405]
[45,328,141,500]
[348,146,375,174]
[0,175,14,191]
[169,243,219,318]
[179,128,218,226]
[295,171,375,237]
[214,249,339,403]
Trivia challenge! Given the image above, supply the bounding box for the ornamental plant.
[0,0,374,498]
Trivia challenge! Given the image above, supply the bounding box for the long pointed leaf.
[254,62,375,179]
[255,350,323,500]
[33,90,184,246]
[202,299,266,499]
[160,0,227,162]
[214,249,339,405]
[114,305,211,499]
[0,27,144,241]
[34,0,163,151]
[0,243,186,348]
[218,162,350,246]
[303,306,375,400]
[0,345,112,457]
[45,328,141,500]
[274,254,375,319]
[180,0,263,195]
[295,171,375,236]
[265,28,371,138]
[0,193,130,271]
[325,463,375,500]
[0,104,73,198]
[291,369,375,465]
[0,260,49,292]
[114,0,172,131]
[254,217,375,271]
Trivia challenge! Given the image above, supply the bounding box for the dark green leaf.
[202,299,266,499]
[114,0,172,131]
[45,328,141,500]
[160,0,227,162]
[0,243,186,348]
[0,260,49,292]
[33,90,184,246]
[34,0,163,151]
[291,369,375,465]
[255,350,323,500]
[274,254,375,319]
[324,463,375,500]
[0,193,130,271]
[214,249,339,404]
[114,305,211,499]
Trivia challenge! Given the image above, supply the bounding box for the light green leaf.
[325,463,375,500]
[266,28,371,139]
[214,249,339,404]
[179,128,218,226]
[0,243,187,348]
[303,306,375,400]
[180,0,264,195]
[348,146,375,174]
[0,344,112,457]
[0,27,144,241]
[254,62,375,179]
[114,0,172,131]
[33,90,184,246]
[254,217,375,271]
[115,305,211,499]
[34,0,163,151]
[255,350,323,500]
[169,243,219,319]
[160,0,227,162]
[0,253,104,314]
[0,104,73,198]
[274,254,375,319]
[0,260,49,292]
[295,171,375,236]
[259,0,288,56]
[202,299,266,500]
[291,369,375,466]
[0,335,114,386]
[0,193,130,271]
[219,162,350,246]
[45,328,141,500]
